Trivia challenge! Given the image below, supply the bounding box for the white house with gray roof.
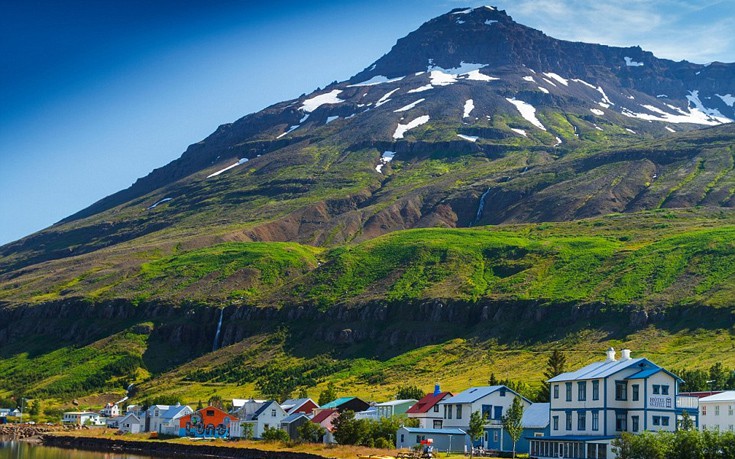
[530,348,699,459]
[699,391,735,432]
[439,385,531,430]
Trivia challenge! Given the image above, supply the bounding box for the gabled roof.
[548,358,648,382]
[626,366,683,382]
[120,412,141,423]
[312,409,338,424]
[407,392,453,414]
[252,400,280,419]
[320,397,355,409]
[232,398,266,408]
[400,427,467,435]
[441,386,526,404]
[282,413,309,423]
[161,405,191,420]
[521,403,549,429]
[700,391,735,403]
[281,398,316,413]
[147,404,171,414]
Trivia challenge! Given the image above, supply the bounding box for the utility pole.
[20,398,26,424]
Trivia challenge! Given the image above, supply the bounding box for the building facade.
[439,385,531,431]
[406,389,453,429]
[699,391,735,432]
[530,348,699,459]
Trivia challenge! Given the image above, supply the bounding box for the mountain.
[2,7,735,405]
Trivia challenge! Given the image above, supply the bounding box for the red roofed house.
[407,384,453,429]
[311,408,339,444]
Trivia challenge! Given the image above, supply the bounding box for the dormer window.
[272,409,277,416]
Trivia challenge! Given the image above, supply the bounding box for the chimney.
[606,347,617,362]
[621,349,632,360]
[434,383,441,396]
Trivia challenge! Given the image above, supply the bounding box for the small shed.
[281,413,310,440]
[396,427,471,452]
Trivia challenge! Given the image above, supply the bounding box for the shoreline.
[42,435,336,459]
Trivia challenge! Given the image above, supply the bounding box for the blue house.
[485,402,549,454]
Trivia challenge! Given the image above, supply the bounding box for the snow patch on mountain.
[277,125,300,139]
[408,84,434,93]
[485,19,498,25]
[427,62,491,86]
[147,197,172,210]
[457,134,478,142]
[624,57,644,67]
[300,90,344,112]
[394,99,425,113]
[393,115,430,139]
[544,72,569,86]
[511,128,527,137]
[463,99,475,118]
[376,151,396,173]
[716,94,735,107]
[523,76,535,83]
[665,126,676,133]
[621,97,732,126]
[375,88,400,107]
[538,86,549,94]
[464,70,498,81]
[590,108,605,116]
[348,75,405,87]
[506,98,546,131]
[686,90,732,122]
[326,116,339,124]
[207,158,249,178]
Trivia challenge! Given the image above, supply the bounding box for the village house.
[237,400,288,438]
[62,411,102,426]
[179,405,236,438]
[311,408,339,443]
[439,385,532,430]
[396,427,471,452]
[406,386,453,429]
[699,391,735,432]
[145,404,172,433]
[100,402,120,418]
[158,404,193,435]
[354,406,379,420]
[281,412,311,440]
[485,402,549,454]
[281,398,319,415]
[376,399,417,418]
[530,348,699,459]
[319,397,370,413]
[117,412,143,434]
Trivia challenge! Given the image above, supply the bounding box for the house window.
[632,384,639,401]
[554,385,559,399]
[716,406,721,416]
[662,385,669,395]
[482,404,492,418]
[566,383,572,402]
[493,431,499,442]
[446,405,452,419]
[272,409,276,417]
[578,411,586,430]
[592,380,599,401]
[729,406,733,416]
[653,385,660,395]
[578,382,587,401]
[565,411,572,431]
[433,420,442,429]
[632,416,639,432]
[616,413,627,432]
[500,388,506,397]
[401,434,404,443]
[653,416,661,426]
[592,411,599,431]
[456,404,463,419]
[553,416,559,431]
[206,410,215,416]
[729,425,733,431]
[662,417,670,427]
[703,406,707,415]
[434,405,439,413]
[615,381,627,400]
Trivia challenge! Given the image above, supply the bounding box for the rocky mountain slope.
[1,6,735,404]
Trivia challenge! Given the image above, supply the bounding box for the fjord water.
[0,441,156,459]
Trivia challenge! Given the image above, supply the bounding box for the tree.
[502,397,524,459]
[396,385,425,400]
[196,400,204,410]
[297,387,309,399]
[240,422,254,440]
[538,350,566,402]
[680,411,695,431]
[332,410,360,445]
[468,411,487,458]
[262,426,290,442]
[28,400,41,417]
[297,421,326,443]
[318,382,338,406]
[710,363,728,390]
[208,395,224,409]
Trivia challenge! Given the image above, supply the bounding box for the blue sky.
[1,0,734,246]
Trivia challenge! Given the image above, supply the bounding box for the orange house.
[179,406,237,438]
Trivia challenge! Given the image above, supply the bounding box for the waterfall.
[473,188,491,226]
[212,308,224,352]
